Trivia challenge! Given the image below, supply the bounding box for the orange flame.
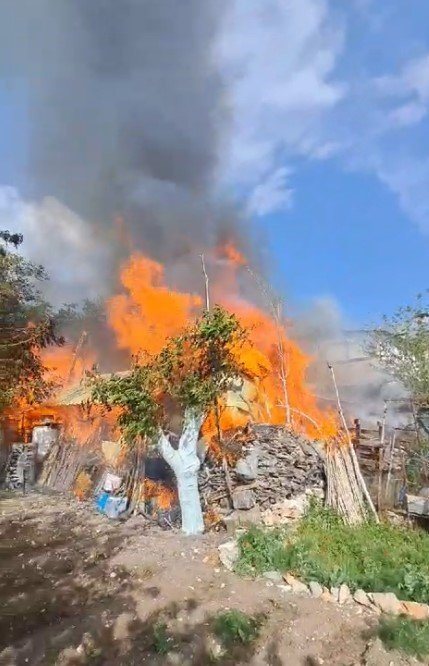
[17,238,336,447]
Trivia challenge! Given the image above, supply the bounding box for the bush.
[378,616,429,660]
[236,503,429,603]
[213,610,260,647]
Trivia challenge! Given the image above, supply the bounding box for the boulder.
[308,581,323,599]
[370,592,402,615]
[263,570,283,583]
[284,573,309,595]
[353,589,372,608]
[338,583,351,605]
[401,600,429,620]
[232,488,256,510]
[218,540,239,571]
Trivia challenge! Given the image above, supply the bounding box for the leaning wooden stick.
[328,362,379,522]
[200,254,210,311]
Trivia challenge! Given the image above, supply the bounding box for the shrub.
[378,616,429,660]
[236,502,429,603]
[213,610,260,647]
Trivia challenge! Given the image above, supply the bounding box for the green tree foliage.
[0,230,63,411]
[368,292,429,407]
[92,306,247,444]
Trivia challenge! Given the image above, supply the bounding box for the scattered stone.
[401,600,429,620]
[330,587,339,602]
[263,571,283,583]
[284,573,309,595]
[370,592,402,616]
[232,488,256,510]
[338,583,351,605]
[218,540,239,571]
[309,581,324,599]
[353,589,372,608]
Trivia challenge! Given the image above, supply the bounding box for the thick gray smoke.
[0,0,239,284]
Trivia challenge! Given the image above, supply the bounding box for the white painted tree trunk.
[158,409,205,536]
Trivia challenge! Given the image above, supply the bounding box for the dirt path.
[0,491,414,665]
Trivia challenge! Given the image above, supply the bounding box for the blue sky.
[1,0,429,326]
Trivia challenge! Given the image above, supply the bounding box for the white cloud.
[375,158,429,233]
[217,0,345,208]
[246,166,293,216]
[217,3,429,232]
[386,102,427,129]
[377,55,429,104]
[0,186,113,303]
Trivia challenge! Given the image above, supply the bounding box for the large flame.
[15,241,336,446]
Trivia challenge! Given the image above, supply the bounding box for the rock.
[235,449,259,482]
[406,494,429,517]
[338,583,351,605]
[261,494,309,526]
[401,600,429,620]
[353,589,372,608]
[224,507,262,535]
[206,636,224,660]
[218,540,239,571]
[330,587,339,602]
[370,592,402,615]
[232,488,256,510]
[263,570,283,583]
[321,587,335,603]
[113,613,133,641]
[309,581,324,599]
[284,573,309,595]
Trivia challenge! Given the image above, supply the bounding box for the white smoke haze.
[0,186,113,304]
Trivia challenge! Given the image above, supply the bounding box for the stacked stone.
[199,425,325,511]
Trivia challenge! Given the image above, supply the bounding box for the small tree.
[368,292,429,409]
[0,231,63,412]
[93,306,247,535]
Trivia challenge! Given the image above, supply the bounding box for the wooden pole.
[328,363,379,522]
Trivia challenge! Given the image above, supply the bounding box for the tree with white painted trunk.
[93,306,247,535]
[158,410,205,535]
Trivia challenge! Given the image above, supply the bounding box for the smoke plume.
[0,0,240,290]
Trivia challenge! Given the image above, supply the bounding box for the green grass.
[236,502,429,603]
[378,616,429,660]
[213,610,260,647]
[152,622,173,655]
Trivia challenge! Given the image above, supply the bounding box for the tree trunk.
[158,409,205,535]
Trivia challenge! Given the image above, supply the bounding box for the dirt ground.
[0,490,419,666]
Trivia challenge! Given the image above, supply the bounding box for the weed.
[213,610,260,647]
[152,622,173,655]
[236,502,429,603]
[378,616,429,660]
